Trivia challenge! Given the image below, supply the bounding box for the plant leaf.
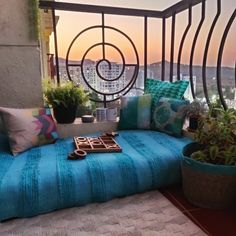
[209,146,219,160]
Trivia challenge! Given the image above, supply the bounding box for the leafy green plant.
[208,99,223,118]
[186,99,206,118]
[43,80,89,108]
[192,108,236,165]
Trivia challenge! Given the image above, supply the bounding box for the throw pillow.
[0,107,58,155]
[151,97,189,137]
[118,94,151,130]
[145,79,189,107]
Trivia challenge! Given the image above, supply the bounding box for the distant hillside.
[148,61,235,81]
[58,57,235,82]
[58,57,94,66]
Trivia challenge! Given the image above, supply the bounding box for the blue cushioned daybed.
[0,130,190,221]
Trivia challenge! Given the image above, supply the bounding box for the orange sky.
[50,0,236,67]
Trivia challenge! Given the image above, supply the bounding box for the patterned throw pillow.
[0,107,58,155]
[151,97,189,137]
[118,94,151,130]
[145,79,189,108]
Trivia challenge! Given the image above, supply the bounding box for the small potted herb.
[208,99,223,118]
[186,99,205,131]
[43,81,89,124]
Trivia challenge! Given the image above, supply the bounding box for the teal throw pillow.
[145,79,189,107]
[118,94,151,130]
[151,97,189,137]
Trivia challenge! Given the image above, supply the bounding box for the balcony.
[39,0,236,110]
[0,0,235,235]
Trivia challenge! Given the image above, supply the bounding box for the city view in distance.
[49,0,236,107]
[58,57,236,105]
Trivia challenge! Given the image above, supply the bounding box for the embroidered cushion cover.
[144,79,189,108]
[118,94,152,130]
[151,97,189,137]
[0,107,58,155]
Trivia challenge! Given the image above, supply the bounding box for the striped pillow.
[118,94,151,130]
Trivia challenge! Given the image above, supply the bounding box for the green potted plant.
[182,107,236,209]
[186,99,205,131]
[208,98,223,118]
[43,81,89,124]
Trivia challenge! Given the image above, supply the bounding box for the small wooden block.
[74,149,87,158]
[68,149,87,160]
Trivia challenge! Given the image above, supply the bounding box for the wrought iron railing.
[39,0,236,109]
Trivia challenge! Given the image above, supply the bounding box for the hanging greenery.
[28,0,39,40]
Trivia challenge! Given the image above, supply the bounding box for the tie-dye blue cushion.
[118,94,151,130]
[151,97,189,137]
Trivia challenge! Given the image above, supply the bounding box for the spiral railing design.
[65,25,139,105]
[39,0,236,109]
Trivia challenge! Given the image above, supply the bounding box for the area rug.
[0,191,206,236]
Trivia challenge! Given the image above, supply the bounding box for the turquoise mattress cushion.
[0,130,190,221]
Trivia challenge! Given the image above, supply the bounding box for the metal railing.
[39,0,236,109]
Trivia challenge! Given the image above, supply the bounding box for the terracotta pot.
[53,104,77,124]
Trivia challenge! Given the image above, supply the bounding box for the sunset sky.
[51,0,236,67]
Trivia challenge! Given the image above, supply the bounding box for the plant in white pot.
[182,107,236,209]
[43,81,89,124]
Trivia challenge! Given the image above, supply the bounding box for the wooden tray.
[74,135,122,153]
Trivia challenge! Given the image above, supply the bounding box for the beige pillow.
[0,107,58,155]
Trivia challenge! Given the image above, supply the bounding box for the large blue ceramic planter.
[181,142,236,209]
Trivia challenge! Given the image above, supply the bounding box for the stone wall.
[0,0,43,108]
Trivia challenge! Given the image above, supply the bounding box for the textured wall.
[0,0,43,108]
[57,119,118,138]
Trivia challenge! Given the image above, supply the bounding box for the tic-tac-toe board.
[74,135,122,153]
